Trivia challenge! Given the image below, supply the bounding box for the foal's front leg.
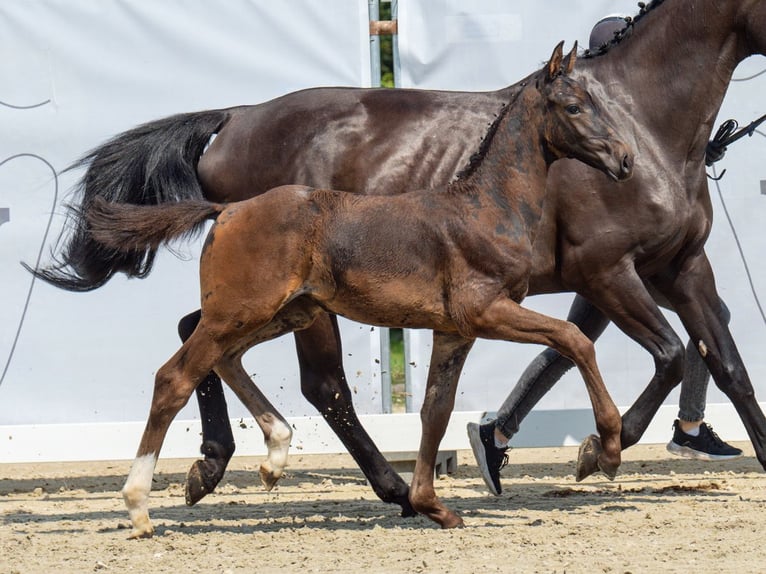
[410,332,474,528]
[469,297,622,479]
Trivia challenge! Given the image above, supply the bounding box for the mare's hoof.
[399,499,418,518]
[185,441,231,506]
[185,459,219,506]
[576,434,602,482]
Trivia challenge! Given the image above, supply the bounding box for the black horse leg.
[578,271,687,455]
[654,258,766,470]
[493,294,611,441]
[179,309,236,506]
[294,314,416,517]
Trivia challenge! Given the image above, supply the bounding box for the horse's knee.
[714,358,754,401]
[178,310,202,342]
[655,338,685,389]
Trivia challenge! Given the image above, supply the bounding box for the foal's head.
[539,42,633,181]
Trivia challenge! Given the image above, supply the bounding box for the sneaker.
[666,420,743,461]
[467,421,509,496]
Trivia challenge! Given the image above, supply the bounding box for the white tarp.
[398,0,766,435]
[0,0,380,435]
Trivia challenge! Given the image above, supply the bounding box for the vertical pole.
[379,328,392,413]
[391,0,400,87]
[369,0,381,88]
[369,0,389,411]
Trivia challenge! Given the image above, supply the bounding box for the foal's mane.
[583,0,666,58]
[453,0,666,183]
[453,72,538,183]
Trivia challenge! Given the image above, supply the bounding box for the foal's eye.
[565,104,581,115]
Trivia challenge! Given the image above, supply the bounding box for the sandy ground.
[2,442,765,574]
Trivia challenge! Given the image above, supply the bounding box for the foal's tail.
[28,109,231,292]
[86,197,224,255]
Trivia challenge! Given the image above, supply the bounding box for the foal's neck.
[452,84,550,204]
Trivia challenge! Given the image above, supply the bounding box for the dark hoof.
[184,441,230,506]
[185,459,217,505]
[576,434,602,482]
[399,498,417,518]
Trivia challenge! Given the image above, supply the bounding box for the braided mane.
[455,0,667,182]
[583,0,667,58]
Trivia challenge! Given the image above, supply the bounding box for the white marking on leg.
[698,340,708,358]
[122,453,157,538]
[260,415,292,490]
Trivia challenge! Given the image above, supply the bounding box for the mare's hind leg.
[123,329,223,538]
[468,297,622,480]
[295,313,415,517]
[215,358,292,490]
[180,310,236,506]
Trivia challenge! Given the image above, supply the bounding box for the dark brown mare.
[33,0,766,516]
[83,44,632,537]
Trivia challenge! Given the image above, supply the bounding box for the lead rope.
[706,114,766,178]
[704,115,766,328]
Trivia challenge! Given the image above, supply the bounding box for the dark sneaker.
[467,421,509,496]
[666,420,743,461]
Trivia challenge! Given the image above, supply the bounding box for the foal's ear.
[546,40,566,81]
[562,41,578,75]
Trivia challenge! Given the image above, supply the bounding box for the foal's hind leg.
[409,332,474,528]
[180,310,236,506]
[122,330,223,538]
[215,357,293,490]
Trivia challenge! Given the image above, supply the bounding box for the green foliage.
[378,2,395,88]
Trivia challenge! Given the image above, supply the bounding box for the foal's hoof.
[127,516,155,540]
[128,526,155,540]
[185,459,219,506]
[440,512,465,529]
[259,463,283,491]
[576,434,619,481]
[576,434,602,482]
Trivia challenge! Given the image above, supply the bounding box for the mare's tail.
[86,197,224,254]
[28,109,230,291]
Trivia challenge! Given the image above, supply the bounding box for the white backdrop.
[0,0,381,459]
[398,0,766,445]
[3,1,766,462]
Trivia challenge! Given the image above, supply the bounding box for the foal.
[89,42,632,537]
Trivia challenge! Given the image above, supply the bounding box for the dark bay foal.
[87,43,632,537]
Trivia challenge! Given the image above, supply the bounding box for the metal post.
[391,0,400,87]
[369,0,381,87]
[379,327,393,413]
